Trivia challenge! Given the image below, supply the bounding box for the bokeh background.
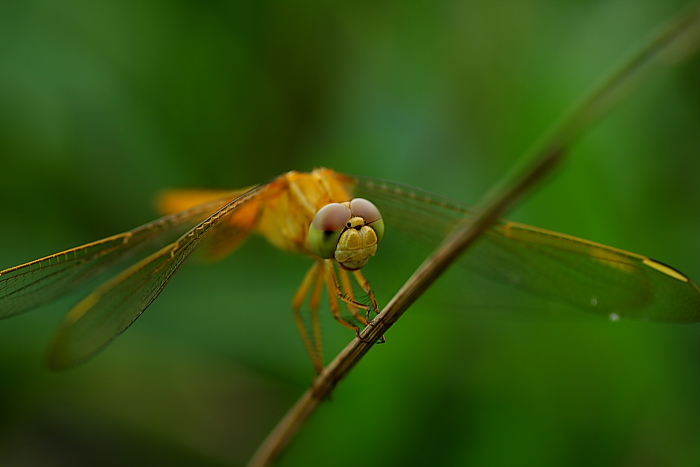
[1,1,700,466]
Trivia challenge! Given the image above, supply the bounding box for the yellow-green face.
[308,198,384,270]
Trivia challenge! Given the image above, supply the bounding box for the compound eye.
[308,203,352,258]
[349,198,384,243]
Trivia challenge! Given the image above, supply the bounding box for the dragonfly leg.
[323,261,364,335]
[351,270,380,322]
[292,262,325,372]
[337,267,371,327]
[325,262,384,344]
[351,269,385,344]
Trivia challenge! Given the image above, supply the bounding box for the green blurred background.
[1,1,700,466]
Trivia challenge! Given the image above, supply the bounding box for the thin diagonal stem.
[247,4,700,467]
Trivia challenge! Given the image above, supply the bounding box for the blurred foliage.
[1,1,700,466]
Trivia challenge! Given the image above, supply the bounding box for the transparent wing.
[46,184,269,369]
[0,195,238,320]
[352,176,700,323]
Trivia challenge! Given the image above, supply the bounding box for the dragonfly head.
[308,198,384,270]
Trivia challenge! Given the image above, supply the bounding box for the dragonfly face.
[308,198,384,270]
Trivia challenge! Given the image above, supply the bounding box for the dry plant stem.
[247,5,700,467]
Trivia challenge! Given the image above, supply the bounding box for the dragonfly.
[1,167,699,372]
